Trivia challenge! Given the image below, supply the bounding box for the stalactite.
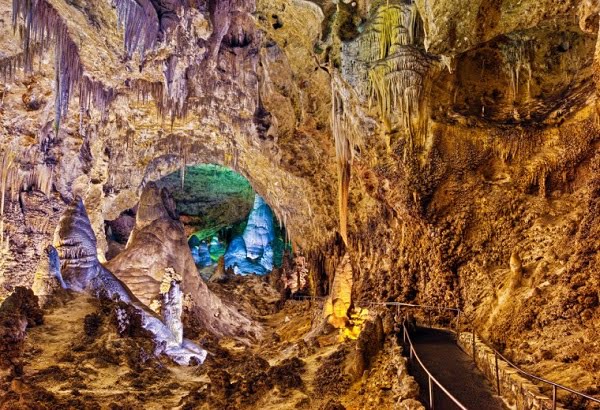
[367,50,431,151]
[501,39,534,103]
[440,55,453,73]
[114,0,159,58]
[331,74,363,245]
[179,143,188,189]
[0,151,15,252]
[32,164,53,197]
[130,78,166,116]
[370,3,419,60]
[163,55,189,123]
[340,2,432,154]
[0,48,33,81]
[12,0,116,128]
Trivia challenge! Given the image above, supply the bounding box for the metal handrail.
[290,296,599,407]
[363,300,600,409]
[402,320,468,409]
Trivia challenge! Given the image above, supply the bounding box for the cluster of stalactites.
[341,2,431,153]
[11,0,116,128]
[0,148,55,266]
[364,3,419,61]
[0,43,41,81]
[500,38,535,103]
[1,151,54,205]
[367,49,431,153]
[366,3,429,149]
[114,0,159,58]
[127,57,190,127]
[9,0,208,131]
[331,74,364,244]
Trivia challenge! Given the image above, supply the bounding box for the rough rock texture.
[0,287,43,376]
[106,182,260,340]
[0,0,599,402]
[54,197,207,364]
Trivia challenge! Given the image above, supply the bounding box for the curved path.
[407,327,506,410]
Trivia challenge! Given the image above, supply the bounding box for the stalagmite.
[323,253,353,329]
[160,268,184,345]
[54,198,206,365]
[31,246,66,306]
[224,195,276,275]
[108,183,261,339]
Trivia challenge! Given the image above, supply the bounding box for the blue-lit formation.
[189,195,279,275]
[225,195,276,275]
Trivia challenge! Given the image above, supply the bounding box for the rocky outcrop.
[54,198,206,365]
[0,287,43,376]
[106,183,261,340]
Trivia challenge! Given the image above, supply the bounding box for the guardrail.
[290,295,465,408]
[401,317,467,409]
[361,300,600,410]
[287,296,599,408]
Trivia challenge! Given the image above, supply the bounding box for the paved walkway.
[408,327,506,410]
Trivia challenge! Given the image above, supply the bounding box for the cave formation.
[0,0,599,408]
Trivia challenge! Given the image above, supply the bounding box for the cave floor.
[0,276,418,409]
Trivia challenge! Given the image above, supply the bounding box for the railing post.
[552,385,557,410]
[495,351,500,394]
[428,375,434,409]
